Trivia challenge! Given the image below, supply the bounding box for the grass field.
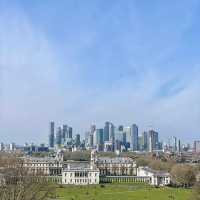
[56,183,191,200]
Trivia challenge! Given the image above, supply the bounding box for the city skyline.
[1,1,200,144]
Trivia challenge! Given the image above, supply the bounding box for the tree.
[170,164,196,187]
[0,153,56,200]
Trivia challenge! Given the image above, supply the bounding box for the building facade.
[49,121,55,148]
[62,167,99,185]
[137,166,170,186]
[96,157,137,176]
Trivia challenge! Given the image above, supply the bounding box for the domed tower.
[90,149,97,169]
[56,150,64,162]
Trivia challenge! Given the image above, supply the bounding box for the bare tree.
[171,164,196,187]
[0,153,57,200]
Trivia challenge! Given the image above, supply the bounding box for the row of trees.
[136,154,197,187]
[0,153,56,200]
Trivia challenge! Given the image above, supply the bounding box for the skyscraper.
[49,121,55,148]
[91,125,96,134]
[178,139,181,153]
[172,136,177,152]
[75,134,81,147]
[68,127,73,139]
[148,130,159,152]
[103,122,110,142]
[62,124,68,144]
[103,121,115,145]
[124,126,131,148]
[56,127,62,146]
[93,128,104,151]
[93,129,104,146]
[141,131,148,151]
[131,124,138,151]
[194,140,200,153]
[109,123,115,143]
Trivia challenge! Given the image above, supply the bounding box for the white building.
[23,151,63,176]
[137,166,170,186]
[62,166,99,185]
[97,156,137,176]
[62,150,99,185]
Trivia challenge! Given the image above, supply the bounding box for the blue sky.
[0,0,200,144]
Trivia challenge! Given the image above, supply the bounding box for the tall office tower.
[68,127,73,139]
[62,125,68,144]
[138,136,142,151]
[56,127,62,146]
[103,122,110,142]
[85,131,90,146]
[131,124,138,151]
[194,141,200,153]
[49,121,55,148]
[148,130,159,152]
[172,136,177,152]
[93,129,104,151]
[88,124,96,148]
[178,139,181,153]
[9,143,15,151]
[124,126,131,145]
[141,131,148,151]
[103,121,115,142]
[114,126,123,141]
[91,125,96,134]
[89,133,94,147]
[0,142,4,151]
[109,123,115,142]
[75,134,81,147]
[122,132,126,145]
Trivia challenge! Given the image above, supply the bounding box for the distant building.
[194,141,200,153]
[9,143,15,151]
[75,134,81,147]
[148,130,159,152]
[172,136,177,152]
[93,129,104,151]
[178,139,181,153]
[141,132,148,151]
[124,126,131,147]
[104,141,113,152]
[0,143,4,151]
[131,124,138,151]
[68,127,73,139]
[56,127,62,146]
[103,122,115,144]
[62,125,68,144]
[49,121,55,148]
[103,122,110,142]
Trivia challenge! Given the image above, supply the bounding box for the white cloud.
[0,2,200,145]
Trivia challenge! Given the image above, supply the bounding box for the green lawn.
[56,183,191,200]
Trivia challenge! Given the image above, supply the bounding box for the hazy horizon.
[0,0,200,144]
